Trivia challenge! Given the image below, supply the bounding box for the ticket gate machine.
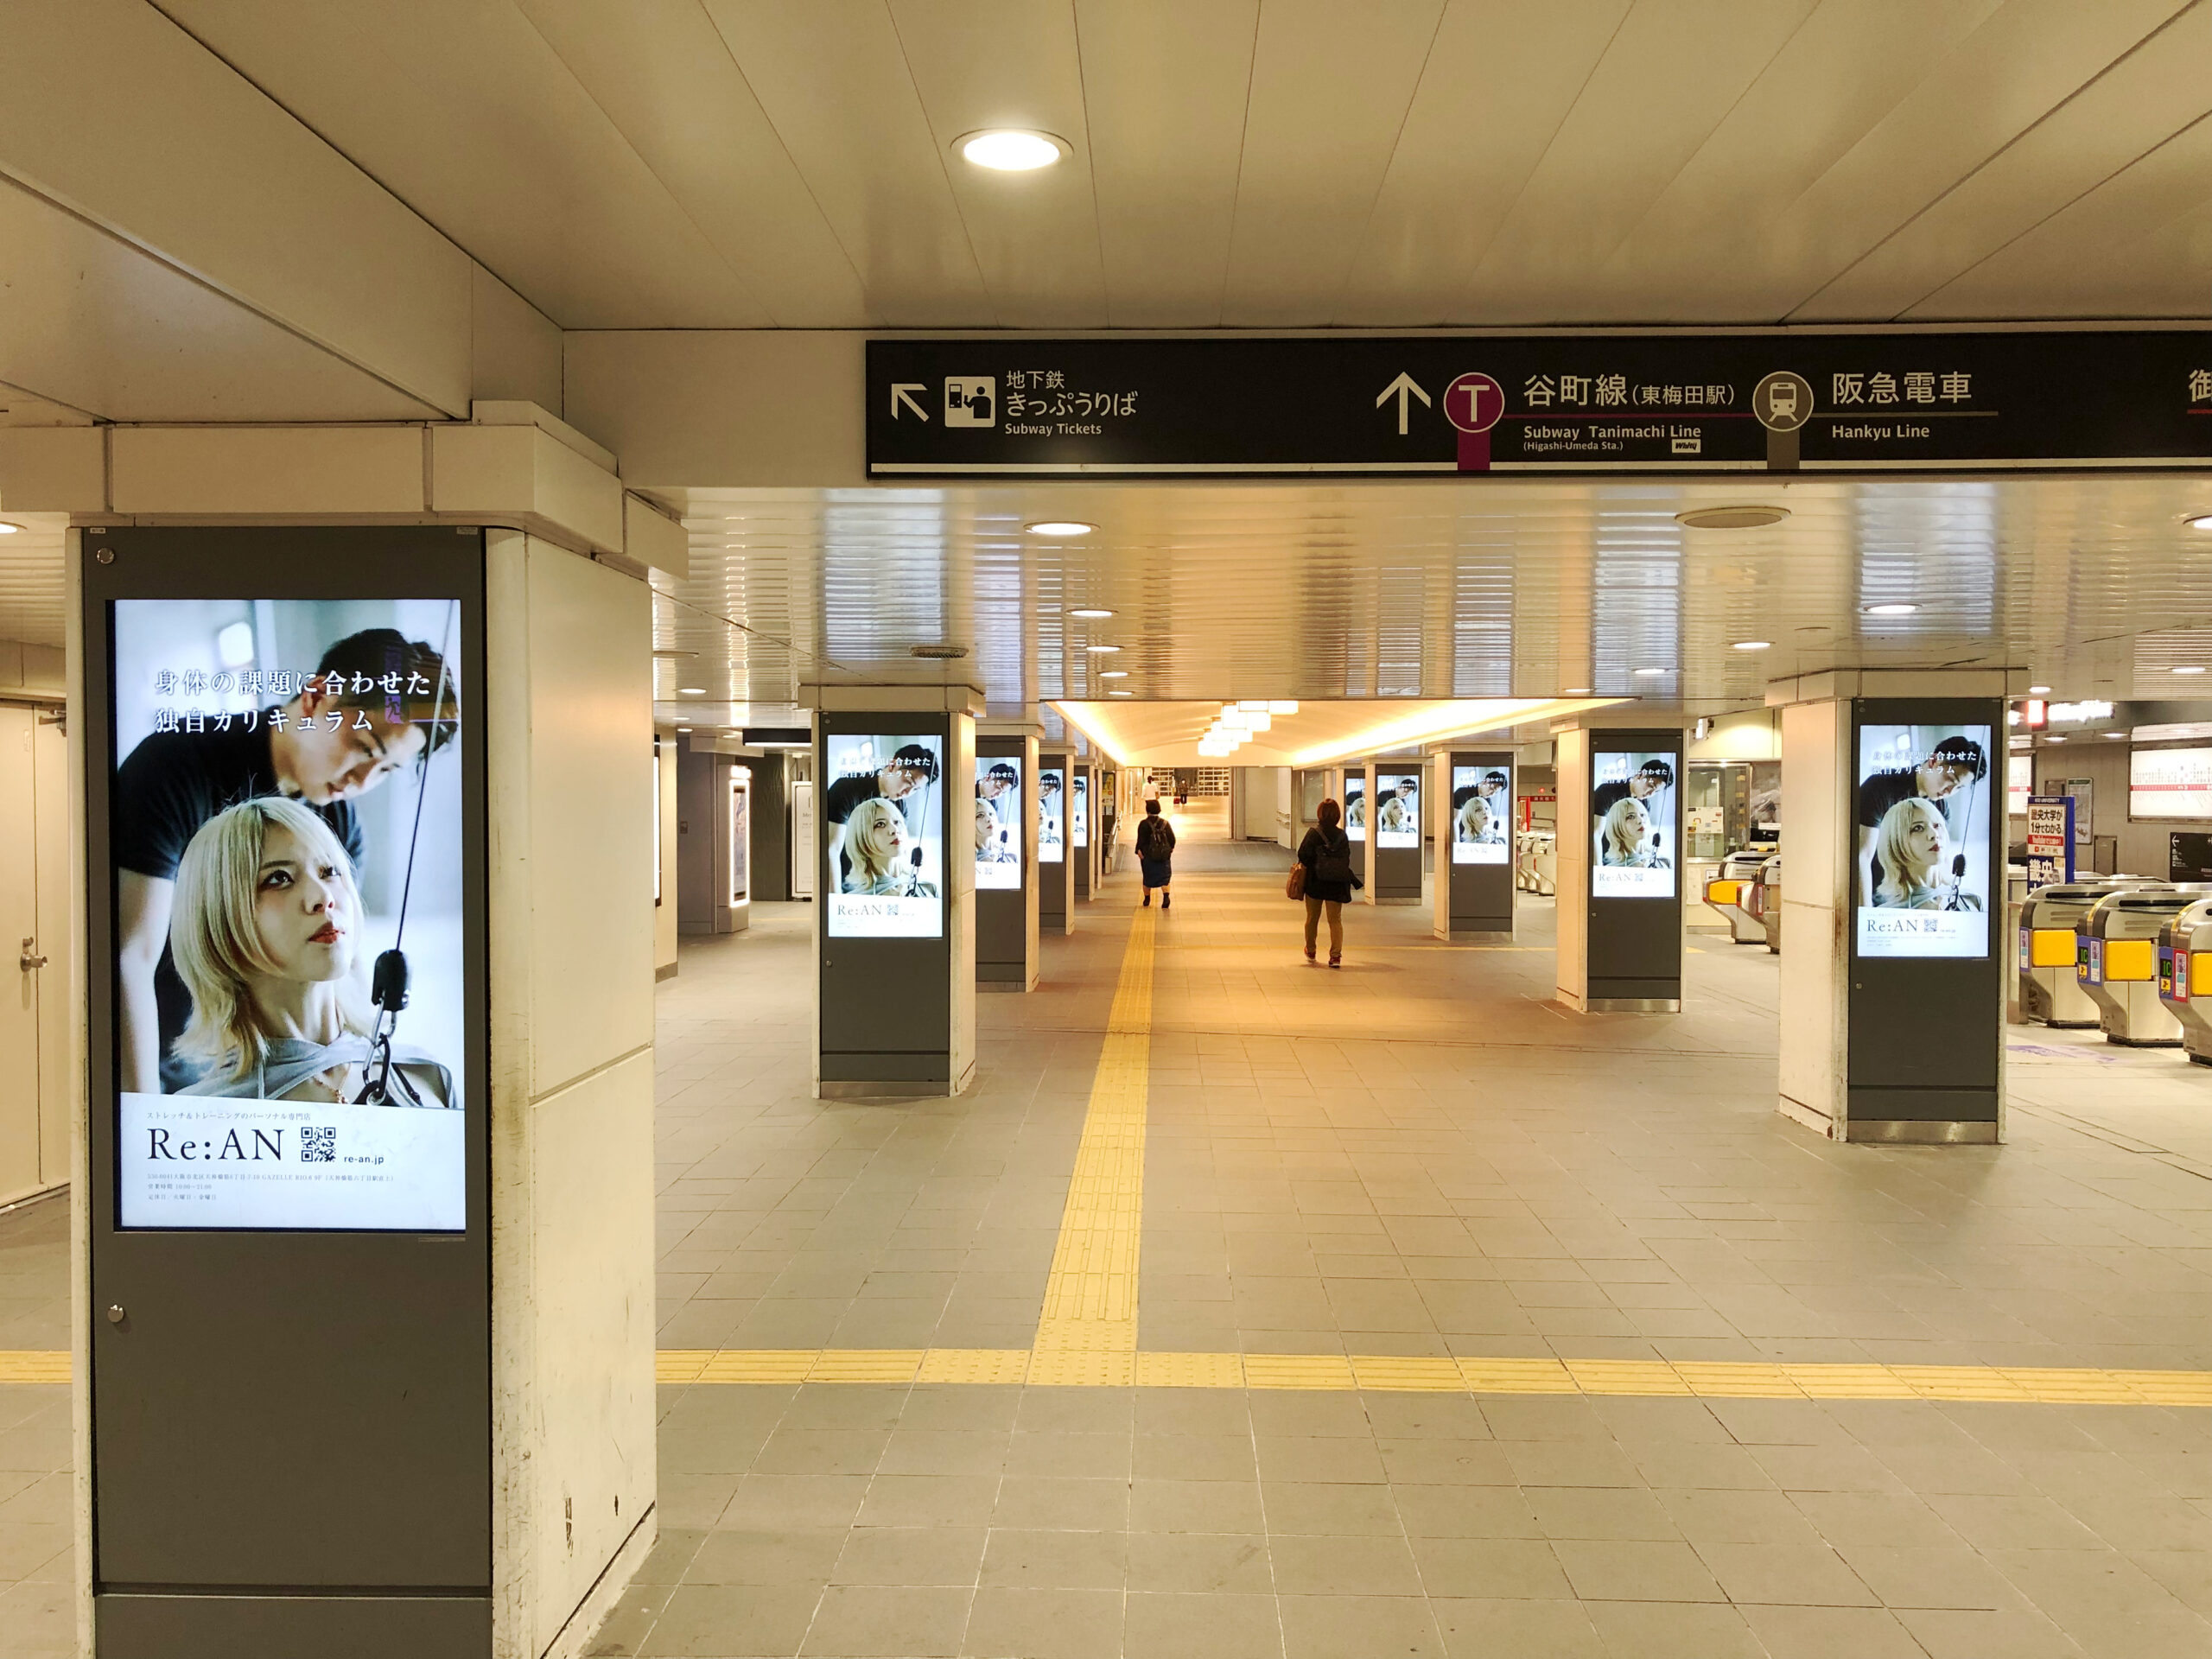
[1702,851,1771,944]
[1753,855,1781,953]
[2078,886,2210,1045]
[2159,896,2212,1065]
[2019,880,2161,1027]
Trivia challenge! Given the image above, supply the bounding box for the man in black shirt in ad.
[115,628,456,1093]
[1591,757,1673,819]
[825,742,940,884]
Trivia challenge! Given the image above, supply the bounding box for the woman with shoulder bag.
[1294,798,1360,966]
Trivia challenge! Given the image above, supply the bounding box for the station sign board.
[870,333,2212,479]
[2024,795,2075,890]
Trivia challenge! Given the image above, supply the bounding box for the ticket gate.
[2019,880,2161,1027]
[2160,897,2212,1065]
[2078,886,2210,1045]
[1516,830,1556,896]
[1702,850,1770,944]
[1753,855,1781,953]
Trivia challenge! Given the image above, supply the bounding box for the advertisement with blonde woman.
[1590,751,1675,897]
[1855,721,1990,957]
[1451,765,1510,864]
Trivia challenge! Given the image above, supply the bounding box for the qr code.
[301,1126,337,1164]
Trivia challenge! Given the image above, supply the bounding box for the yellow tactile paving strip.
[1028,902,1155,1385]
[0,1351,70,1384]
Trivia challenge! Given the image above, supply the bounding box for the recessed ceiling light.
[1067,607,1116,619]
[2101,731,2127,739]
[1109,690,1134,697]
[2175,665,2207,675]
[1731,640,1771,652]
[2045,734,2067,742]
[2028,684,2050,695]
[958,130,1069,171]
[675,727,692,734]
[1563,687,1592,696]
[1862,602,1919,617]
[1675,505,1790,531]
[0,522,21,535]
[677,686,707,695]
[1634,667,1669,677]
[1084,644,1120,654]
[1098,670,1128,678]
[2186,513,2212,531]
[1027,519,1095,537]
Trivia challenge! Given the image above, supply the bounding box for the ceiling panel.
[1218,0,1447,326]
[512,0,870,327]
[157,0,772,327]
[652,475,2212,732]
[1336,0,1632,326]
[1458,0,1820,323]
[1807,1,2212,319]
[1076,0,1256,327]
[1057,696,1604,766]
[1590,0,2001,322]
[1771,0,2190,321]
[887,0,1108,329]
[698,0,995,326]
[0,518,67,652]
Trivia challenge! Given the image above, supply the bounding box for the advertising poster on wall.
[824,734,944,938]
[1072,774,1090,849]
[2024,795,2074,890]
[1590,751,1676,898]
[111,598,467,1231]
[2132,747,2212,819]
[1039,766,1065,861]
[1450,765,1511,864]
[1344,777,1367,842]
[974,756,1022,890]
[1374,772,1421,849]
[1853,722,1991,957]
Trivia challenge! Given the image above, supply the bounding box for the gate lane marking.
[1028,902,1156,1386]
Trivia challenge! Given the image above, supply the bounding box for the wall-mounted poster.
[1039,766,1065,861]
[1450,765,1511,864]
[729,772,750,906]
[974,756,1022,890]
[111,598,467,1231]
[1344,777,1366,842]
[1853,722,1991,957]
[1590,751,1676,898]
[1072,774,1090,849]
[824,734,944,938]
[1374,772,1421,849]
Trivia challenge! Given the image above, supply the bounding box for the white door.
[33,710,70,1189]
[0,705,41,1203]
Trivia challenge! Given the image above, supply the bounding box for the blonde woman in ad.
[169,797,452,1106]
[1599,797,1664,868]
[1872,796,1978,911]
[843,797,939,897]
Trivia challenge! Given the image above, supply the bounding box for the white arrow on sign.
[892,383,930,421]
[1375,371,1431,435]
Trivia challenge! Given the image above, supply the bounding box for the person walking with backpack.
[1295,798,1360,965]
[1135,798,1177,909]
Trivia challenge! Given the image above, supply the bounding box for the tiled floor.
[5,848,2212,1657]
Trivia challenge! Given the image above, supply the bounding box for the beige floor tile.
[1122,1591,1284,1659]
[830,1526,988,1588]
[801,1585,973,1658]
[1432,1596,1605,1659]
[1126,1531,1274,1594]
[1259,1480,1402,1536]
[1411,1536,1574,1599]
[688,1527,847,1587]
[640,1585,819,1658]
[1695,1541,1878,1607]
[1552,1538,1726,1603]
[1738,1604,1933,1659]
[1267,1533,1423,1597]
[1278,1594,1442,1659]
[962,1586,1123,1659]
[979,1529,1127,1592]
[1585,1600,1764,1659]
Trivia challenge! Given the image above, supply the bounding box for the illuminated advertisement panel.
[1039,766,1065,862]
[1590,750,1676,899]
[824,734,944,938]
[1450,763,1511,865]
[111,598,467,1230]
[1374,772,1421,849]
[1853,721,1992,959]
[974,755,1022,889]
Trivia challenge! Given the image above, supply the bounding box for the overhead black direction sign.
[867,333,2212,479]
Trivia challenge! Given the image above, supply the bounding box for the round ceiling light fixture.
[2028,684,2050,695]
[1634,667,1669,677]
[0,522,21,536]
[2186,513,2212,531]
[1026,519,1095,537]
[677,686,707,696]
[1109,690,1134,697]
[1675,505,1790,531]
[909,643,969,660]
[2174,664,2207,675]
[1563,686,1592,696]
[1098,670,1128,679]
[1731,640,1772,652]
[958,130,1069,171]
[2045,734,2068,742]
[1084,643,1120,654]
[1862,602,1920,617]
[1066,607,1116,619]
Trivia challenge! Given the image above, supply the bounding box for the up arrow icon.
[1375,372,1431,435]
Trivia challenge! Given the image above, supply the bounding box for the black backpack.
[1136,817,1169,859]
[1313,830,1353,886]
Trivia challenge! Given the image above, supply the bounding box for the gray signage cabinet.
[1039,752,1072,935]
[1584,729,1686,1011]
[976,734,1039,992]
[83,530,493,1656]
[1435,749,1516,939]
[1368,762,1425,906]
[1071,761,1096,903]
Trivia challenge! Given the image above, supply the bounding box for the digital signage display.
[974,755,1022,890]
[1374,772,1421,849]
[1344,777,1366,843]
[1590,750,1676,898]
[824,733,944,938]
[1072,774,1090,849]
[2132,746,2212,820]
[111,598,467,1231]
[1039,766,1065,862]
[1451,764,1511,865]
[1853,721,1992,958]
